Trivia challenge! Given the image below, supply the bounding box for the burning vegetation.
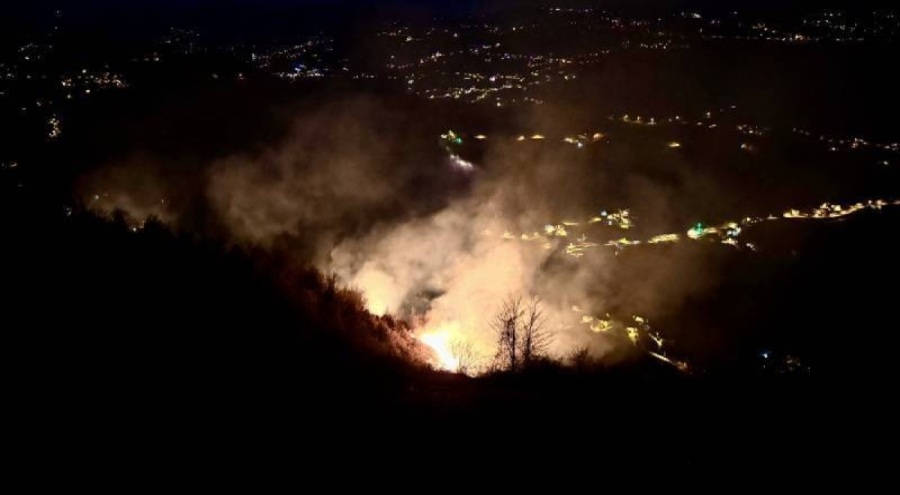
[57,86,899,379]
[6,2,900,474]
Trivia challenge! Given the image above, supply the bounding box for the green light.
[454,137,463,145]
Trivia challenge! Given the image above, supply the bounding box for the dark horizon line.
[9,0,900,18]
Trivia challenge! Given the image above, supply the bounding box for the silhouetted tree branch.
[491,294,552,372]
[450,339,478,375]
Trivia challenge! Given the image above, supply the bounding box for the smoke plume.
[78,95,724,369]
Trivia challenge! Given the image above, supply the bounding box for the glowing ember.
[449,154,475,171]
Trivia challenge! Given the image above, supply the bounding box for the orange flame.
[418,324,461,372]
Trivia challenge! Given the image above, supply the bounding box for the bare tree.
[491,295,552,372]
[520,296,551,368]
[450,339,478,376]
[491,295,522,372]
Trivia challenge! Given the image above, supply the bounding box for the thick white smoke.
[329,197,562,363]
[78,97,723,370]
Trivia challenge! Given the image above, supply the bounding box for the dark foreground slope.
[0,186,887,474]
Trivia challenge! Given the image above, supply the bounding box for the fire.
[418,324,461,372]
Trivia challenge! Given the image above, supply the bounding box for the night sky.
[10,0,900,18]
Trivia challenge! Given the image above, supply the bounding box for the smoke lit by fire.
[78,101,899,375]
